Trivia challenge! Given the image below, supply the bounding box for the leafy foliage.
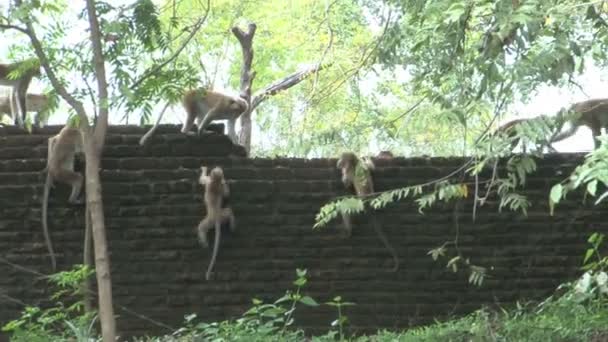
[2,265,96,342]
[550,136,608,213]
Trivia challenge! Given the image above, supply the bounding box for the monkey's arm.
[222,181,230,198]
[549,123,579,144]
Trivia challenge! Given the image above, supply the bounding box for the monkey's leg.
[196,107,219,136]
[227,119,237,143]
[221,208,236,232]
[550,123,578,145]
[9,90,22,127]
[197,217,213,248]
[591,125,602,149]
[51,169,84,204]
[15,80,29,128]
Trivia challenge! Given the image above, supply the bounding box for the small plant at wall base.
[2,265,97,342]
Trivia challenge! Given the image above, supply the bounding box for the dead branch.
[232,23,256,153]
[251,63,330,110]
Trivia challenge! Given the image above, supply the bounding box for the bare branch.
[0,23,27,34]
[251,63,330,110]
[129,0,210,91]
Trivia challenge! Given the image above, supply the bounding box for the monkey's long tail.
[371,216,399,272]
[205,220,221,281]
[41,173,57,271]
[139,101,170,146]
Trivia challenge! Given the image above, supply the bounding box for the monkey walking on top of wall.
[198,166,236,280]
[336,152,400,272]
[182,88,249,141]
[0,92,49,127]
[550,98,608,149]
[0,60,41,128]
[41,124,85,270]
[139,88,249,146]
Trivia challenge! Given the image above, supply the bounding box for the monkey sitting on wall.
[41,124,85,271]
[336,152,400,272]
[198,166,236,280]
[182,88,249,142]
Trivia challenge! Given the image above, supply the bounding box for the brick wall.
[0,124,604,339]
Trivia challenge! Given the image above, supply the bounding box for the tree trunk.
[82,205,93,313]
[232,23,257,154]
[84,139,116,342]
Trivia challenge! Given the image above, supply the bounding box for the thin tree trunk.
[82,205,93,313]
[84,140,115,342]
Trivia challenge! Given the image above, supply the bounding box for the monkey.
[41,125,85,270]
[550,98,608,149]
[376,151,394,159]
[181,88,249,142]
[197,166,236,280]
[0,60,41,128]
[336,152,400,272]
[0,92,49,127]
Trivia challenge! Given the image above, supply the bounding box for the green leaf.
[584,249,594,264]
[299,296,319,307]
[550,184,563,204]
[587,180,598,196]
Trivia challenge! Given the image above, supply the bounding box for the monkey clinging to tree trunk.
[41,124,85,271]
[336,152,400,272]
[182,88,249,142]
[197,166,236,280]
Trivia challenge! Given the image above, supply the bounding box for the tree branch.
[128,0,210,91]
[0,23,28,34]
[232,23,257,152]
[13,0,89,126]
[250,62,330,110]
[85,0,110,150]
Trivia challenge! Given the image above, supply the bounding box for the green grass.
[5,267,608,342]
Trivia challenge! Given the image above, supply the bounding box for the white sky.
[0,0,602,153]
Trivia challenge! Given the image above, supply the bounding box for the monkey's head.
[228,97,249,115]
[337,152,358,170]
[377,151,394,159]
[208,167,225,183]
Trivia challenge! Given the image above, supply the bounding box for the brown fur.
[376,151,394,159]
[41,125,84,270]
[336,152,399,272]
[181,89,249,142]
[551,98,608,148]
[0,93,48,126]
[197,166,235,280]
[0,61,41,128]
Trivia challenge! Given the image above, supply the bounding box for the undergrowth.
[4,236,608,341]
